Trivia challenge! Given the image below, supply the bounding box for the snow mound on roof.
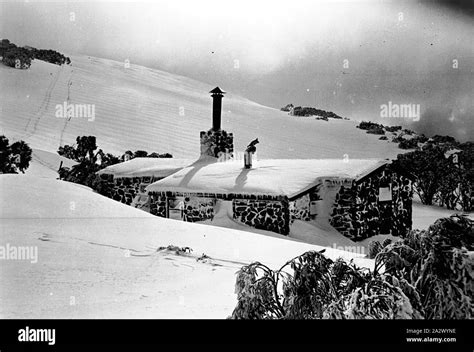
[97,158,194,178]
[147,158,387,198]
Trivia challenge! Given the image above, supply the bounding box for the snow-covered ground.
[0,55,403,160]
[1,54,470,319]
[0,175,372,318]
[412,200,473,229]
[25,148,76,179]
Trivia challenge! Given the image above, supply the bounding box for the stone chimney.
[200,87,234,160]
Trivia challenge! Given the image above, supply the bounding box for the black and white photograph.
[0,0,473,348]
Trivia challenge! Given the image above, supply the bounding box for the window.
[379,187,392,202]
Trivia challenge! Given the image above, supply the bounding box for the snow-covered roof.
[97,158,194,178]
[146,159,389,199]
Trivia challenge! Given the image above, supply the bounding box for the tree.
[394,144,454,205]
[57,144,77,161]
[75,136,97,162]
[0,136,32,173]
[133,150,148,158]
[99,151,121,168]
[121,150,134,161]
[10,141,33,173]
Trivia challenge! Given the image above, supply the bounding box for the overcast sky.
[1,0,473,140]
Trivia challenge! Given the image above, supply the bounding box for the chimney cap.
[209,86,226,95]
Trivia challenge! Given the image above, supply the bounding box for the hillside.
[0,175,372,318]
[25,148,76,178]
[0,55,403,160]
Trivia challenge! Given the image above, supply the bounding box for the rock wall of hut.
[289,193,311,222]
[232,197,290,235]
[182,197,215,222]
[329,168,412,241]
[148,192,215,222]
[200,129,234,158]
[99,174,158,206]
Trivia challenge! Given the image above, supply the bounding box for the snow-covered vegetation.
[231,215,473,319]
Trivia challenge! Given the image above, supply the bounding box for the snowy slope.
[0,175,373,318]
[0,55,403,160]
[25,148,76,179]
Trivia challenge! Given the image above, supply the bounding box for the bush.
[377,214,473,319]
[31,48,70,66]
[384,125,402,132]
[430,135,458,145]
[292,106,343,119]
[398,138,419,149]
[367,127,385,135]
[0,39,70,69]
[357,121,383,131]
[368,240,383,259]
[2,47,33,69]
[230,215,473,319]
[0,136,32,173]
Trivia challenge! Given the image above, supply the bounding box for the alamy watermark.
[0,243,38,263]
[332,243,365,255]
[18,326,55,345]
[55,102,96,121]
[380,101,420,121]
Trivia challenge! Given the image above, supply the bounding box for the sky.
[1,0,473,140]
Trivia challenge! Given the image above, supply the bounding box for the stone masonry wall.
[329,185,356,238]
[390,174,413,237]
[149,193,168,218]
[290,193,311,222]
[100,174,158,206]
[329,167,413,241]
[200,129,234,158]
[233,198,290,235]
[148,193,215,222]
[183,197,215,222]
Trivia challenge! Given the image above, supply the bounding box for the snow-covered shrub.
[230,250,419,319]
[375,214,473,319]
[231,215,473,319]
[343,275,422,319]
[368,240,383,259]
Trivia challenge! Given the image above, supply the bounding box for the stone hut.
[97,158,194,210]
[98,86,413,240]
[146,158,413,240]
